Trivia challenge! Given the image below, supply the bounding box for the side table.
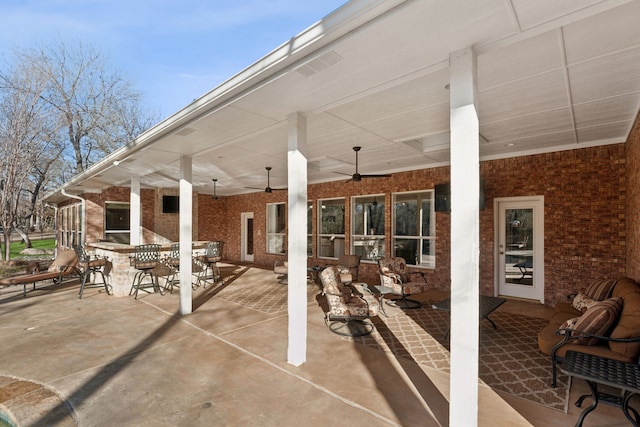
[373,285,394,316]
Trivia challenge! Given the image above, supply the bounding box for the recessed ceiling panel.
[511,0,603,30]
[562,1,640,65]
[478,30,564,90]
[568,47,640,104]
[576,121,631,144]
[363,103,450,141]
[480,108,574,144]
[479,69,568,124]
[573,93,640,128]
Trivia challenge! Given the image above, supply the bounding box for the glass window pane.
[105,203,130,231]
[319,199,344,234]
[352,236,384,261]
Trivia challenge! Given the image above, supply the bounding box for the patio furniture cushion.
[320,266,351,303]
[609,291,640,358]
[584,278,617,301]
[572,292,598,313]
[571,297,622,345]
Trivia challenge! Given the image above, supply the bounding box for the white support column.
[449,47,480,427]
[130,175,141,245]
[287,112,308,366]
[179,156,194,315]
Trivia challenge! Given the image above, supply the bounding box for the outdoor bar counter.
[87,241,208,297]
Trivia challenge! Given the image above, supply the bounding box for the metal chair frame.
[196,241,224,288]
[129,244,162,299]
[73,245,111,299]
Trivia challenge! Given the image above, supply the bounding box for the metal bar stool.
[129,244,162,299]
[163,243,181,294]
[73,245,111,299]
[196,241,224,288]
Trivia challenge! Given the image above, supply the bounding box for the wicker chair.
[319,266,380,337]
[378,256,428,308]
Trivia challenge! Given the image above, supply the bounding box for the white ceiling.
[53,0,640,201]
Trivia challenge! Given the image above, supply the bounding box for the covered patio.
[0,267,635,426]
[40,1,640,425]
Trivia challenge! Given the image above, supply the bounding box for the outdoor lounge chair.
[319,266,380,337]
[336,254,360,284]
[377,256,429,309]
[0,248,79,297]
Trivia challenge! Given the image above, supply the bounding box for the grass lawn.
[0,238,56,277]
[5,238,56,259]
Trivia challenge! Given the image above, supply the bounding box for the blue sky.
[0,0,347,119]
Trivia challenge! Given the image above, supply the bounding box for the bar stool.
[196,241,224,288]
[73,245,111,299]
[129,244,162,299]
[164,243,180,294]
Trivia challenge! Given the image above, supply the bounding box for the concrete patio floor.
[0,263,635,426]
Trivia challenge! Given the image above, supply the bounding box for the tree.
[0,61,60,260]
[7,39,158,174]
[0,39,158,258]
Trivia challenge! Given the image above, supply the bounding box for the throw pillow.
[572,292,598,313]
[609,292,640,359]
[572,297,623,345]
[583,278,617,301]
[559,317,580,334]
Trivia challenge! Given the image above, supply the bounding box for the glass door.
[496,197,544,302]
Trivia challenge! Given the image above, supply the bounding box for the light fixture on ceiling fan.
[212,178,219,200]
[334,146,392,182]
[245,167,287,193]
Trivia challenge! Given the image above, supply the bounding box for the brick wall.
[483,145,627,304]
[627,114,640,279]
[197,144,627,306]
[73,141,631,307]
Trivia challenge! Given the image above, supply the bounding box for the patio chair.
[274,260,288,284]
[195,241,224,287]
[129,244,162,299]
[336,254,360,284]
[377,256,429,309]
[73,245,111,299]
[0,248,79,297]
[319,266,380,337]
[163,243,181,294]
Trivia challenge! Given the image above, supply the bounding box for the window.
[318,198,345,259]
[393,191,435,267]
[267,203,286,254]
[105,202,130,244]
[351,195,385,261]
[60,203,82,248]
[307,201,313,257]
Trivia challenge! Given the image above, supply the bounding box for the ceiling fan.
[211,178,219,200]
[245,167,287,193]
[335,146,392,182]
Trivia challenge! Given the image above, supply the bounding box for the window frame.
[266,202,286,255]
[392,190,436,268]
[104,201,131,244]
[317,198,345,260]
[350,194,386,263]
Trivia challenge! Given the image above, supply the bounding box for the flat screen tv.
[162,195,179,214]
[434,180,485,212]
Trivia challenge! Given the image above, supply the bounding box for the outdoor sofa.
[537,276,640,387]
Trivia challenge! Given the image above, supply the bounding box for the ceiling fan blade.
[360,174,392,178]
[334,171,352,177]
[245,186,265,190]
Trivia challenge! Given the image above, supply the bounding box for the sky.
[0,0,347,119]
